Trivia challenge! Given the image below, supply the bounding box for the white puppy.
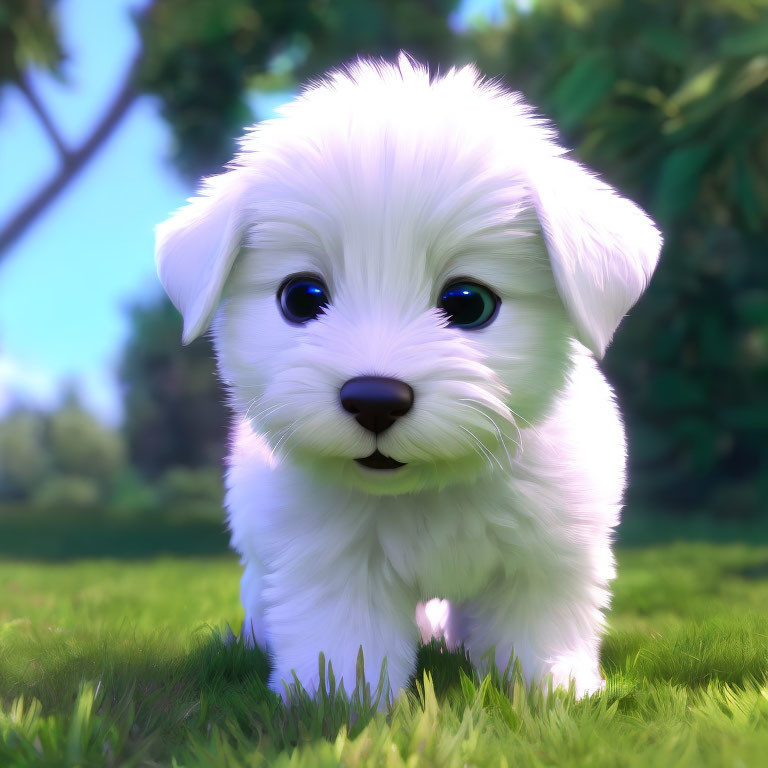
[156,55,661,701]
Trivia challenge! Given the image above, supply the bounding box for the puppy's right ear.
[155,170,253,345]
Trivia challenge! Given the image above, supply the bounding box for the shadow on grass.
[6,619,768,765]
[0,626,270,764]
[0,624,473,764]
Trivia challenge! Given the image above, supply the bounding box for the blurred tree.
[465,0,768,517]
[31,473,101,512]
[0,409,50,498]
[48,389,125,481]
[138,0,459,176]
[118,296,228,477]
[0,393,126,507]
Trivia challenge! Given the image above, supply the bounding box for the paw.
[549,652,604,698]
[415,599,450,643]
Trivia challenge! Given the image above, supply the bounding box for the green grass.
[3,543,768,765]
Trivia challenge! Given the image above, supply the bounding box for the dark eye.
[438,280,500,329]
[278,274,330,324]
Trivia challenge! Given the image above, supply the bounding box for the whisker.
[269,421,302,463]
[248,401,291,426]
[507,406,539,441]
[459,398,522,445]
[241,395,261,423]
[458,425,504,473]
[459,401,517,470]
[459,395,528,449]
[457,426,491,470]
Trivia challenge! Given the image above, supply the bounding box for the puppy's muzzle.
[341,376,413,470]
[340,376,414,434]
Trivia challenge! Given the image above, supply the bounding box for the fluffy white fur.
[156,55,661,702]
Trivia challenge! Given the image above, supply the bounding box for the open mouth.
[355,449,406,470]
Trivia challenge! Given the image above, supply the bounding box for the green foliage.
[0,508,230,558]
[465,0,768,518]
[0,0,62,86]
[3,545,768,763]
[30,473,101,512]
[138,0,460,176]
[0,410,49,497]
[118,296,229,478]
[158,464,224,521]
[0,383,225,522]
[107,467,162,521]
[48,396,125,481]
[0,396,126,510]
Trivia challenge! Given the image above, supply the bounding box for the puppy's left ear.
[529,156,662,359]
[155,170,253,345]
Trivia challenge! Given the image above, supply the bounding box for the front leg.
[263,570,419,705]
[458,573,607,698]
[240,559,266,649]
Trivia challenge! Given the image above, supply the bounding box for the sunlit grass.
[3,543,768,765]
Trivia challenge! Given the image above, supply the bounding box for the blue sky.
[0,0,505,424]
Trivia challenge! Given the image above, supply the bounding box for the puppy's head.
[156,55,661,495]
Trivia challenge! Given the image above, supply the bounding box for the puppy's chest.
[375,504,509,602]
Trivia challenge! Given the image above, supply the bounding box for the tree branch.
[17,72,71,160]
[0,0,154,263]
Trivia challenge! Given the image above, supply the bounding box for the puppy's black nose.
[340,376,414,434]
